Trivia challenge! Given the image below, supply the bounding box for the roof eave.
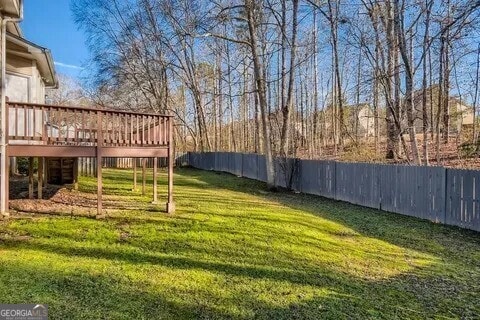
[6,32,58,88]
[0,0,21,18]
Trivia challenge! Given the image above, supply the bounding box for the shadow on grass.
[186,167,480,258]
[0,231,477,319]
[0,258,243,320]
[0,258,346,319]
[1,167,479,319]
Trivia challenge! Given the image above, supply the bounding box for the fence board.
[379,165,446,223]
[299,160,336,198]
[257,155,267,182]
[335,162,379,208]
[446,169,480,231]
[233,153,243,176]
[242,154,258,180]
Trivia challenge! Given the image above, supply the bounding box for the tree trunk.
[246,0,275,189]
[279,0,299,159]
[394,2,420,164]
[422,0,432,165]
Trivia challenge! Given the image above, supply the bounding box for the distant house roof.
[412,85,473,109]
[343,103,370,111]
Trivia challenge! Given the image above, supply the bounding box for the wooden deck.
[1,102,175,217]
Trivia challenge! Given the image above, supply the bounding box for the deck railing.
[7,102,172,147]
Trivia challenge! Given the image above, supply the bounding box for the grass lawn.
[0,167,479,319]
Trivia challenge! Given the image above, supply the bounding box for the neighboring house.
[268,109,307,148]
[412,86,474,133]
[323,103,377,139]
[344,103,376,138]
[446,98,474,132]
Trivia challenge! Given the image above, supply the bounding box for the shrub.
[16,157,38,175]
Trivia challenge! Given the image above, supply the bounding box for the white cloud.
[54,61,84,70]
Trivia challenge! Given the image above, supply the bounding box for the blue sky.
[21,0,89,78]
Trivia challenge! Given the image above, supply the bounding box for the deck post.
[166,118,175,213]
[132,158,137,191]
[42,158,46,187]
[73,157,78,191]
[142,158,146,196]
[1,101,9,217]
[0,156,8,217]
[37,157,43,199]
[28,157,34,199]
[152,157,158,204]
[96,154,103,218]
[96,112,104,219]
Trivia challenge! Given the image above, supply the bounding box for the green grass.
[0,168,479,319]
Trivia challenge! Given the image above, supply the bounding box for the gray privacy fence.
[185,152,480,233]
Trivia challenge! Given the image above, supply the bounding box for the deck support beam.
[0,154,8,217]
[96,154,103,218]
[96,112,104,219]
[0,152,10,218]
[132,158,137,191]
[142,158,146,196]
[28,157,34,199]
[152,157,158,204]
[37,157,43,199]
[166,119,175,213]
[73,158,78,191]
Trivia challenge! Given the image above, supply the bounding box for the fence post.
[333,161,338,200]
[241,153,244,177]
[444,167,448,225]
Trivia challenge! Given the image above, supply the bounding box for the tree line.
[70,0,480,188]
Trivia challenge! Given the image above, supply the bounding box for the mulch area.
[8,175,145,217]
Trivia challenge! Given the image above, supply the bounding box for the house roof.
[343,103,371,110]
[0,0,21,18]
[412,85,473,109]
[0,0,22,36]
[6,32,58,88]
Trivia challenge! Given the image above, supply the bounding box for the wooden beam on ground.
[37,157,43,199]
[28,157,34,199]
[152,157,158,204]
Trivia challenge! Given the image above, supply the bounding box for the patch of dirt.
[0,232,32,242]
[118,231,131,242]
[9,176,97,216]
[8,176,156,217]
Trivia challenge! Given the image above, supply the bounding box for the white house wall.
[6,54,46,144]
